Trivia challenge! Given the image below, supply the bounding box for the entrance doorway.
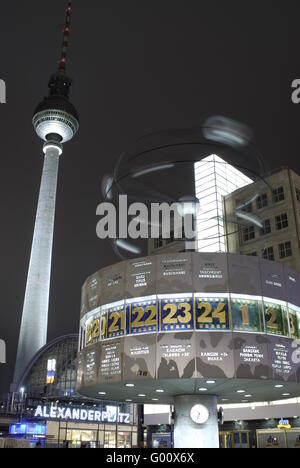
[220,431,250,448]
[66,429,97,448]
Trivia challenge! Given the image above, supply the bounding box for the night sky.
[1,0,300,398]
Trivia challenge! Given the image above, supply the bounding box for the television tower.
[14,1,79,384]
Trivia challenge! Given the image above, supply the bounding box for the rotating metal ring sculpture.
[100,117,273,260]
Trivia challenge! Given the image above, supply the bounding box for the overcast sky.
[1,0,300,397]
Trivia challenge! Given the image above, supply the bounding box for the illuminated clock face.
[190,404,210,425]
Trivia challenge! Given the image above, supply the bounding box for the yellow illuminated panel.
[264,301,289,337]
[127,299,158,335]
[86,318,100,346]
[231,298,264,333]
[195,297,229,330]
[288,308,299,340]
[105,305,125,339]
[100,313,107,341]
[159,297,194,332]
[85,294,300,342]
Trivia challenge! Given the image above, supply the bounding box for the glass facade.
[14,335,139,448]
[23,336,78,398]
[194,155,253,253]
[44,419,138,448]
[257,429,300,449]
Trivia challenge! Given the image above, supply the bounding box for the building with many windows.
[149,165,300,277]
[224,167,300,272]
[148,154,253,256]
[194,155,252,252]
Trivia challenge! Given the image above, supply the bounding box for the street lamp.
[19,387,26,421]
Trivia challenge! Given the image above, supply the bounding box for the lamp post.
[19,387,25,421]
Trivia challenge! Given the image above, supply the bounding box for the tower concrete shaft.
[14,145,61,384]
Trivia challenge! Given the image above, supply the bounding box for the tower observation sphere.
[33,72,79,144]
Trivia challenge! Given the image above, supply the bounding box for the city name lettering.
[34,405,130,424]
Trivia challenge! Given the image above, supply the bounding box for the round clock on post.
[190,404,210,425]
[174,395,219,448]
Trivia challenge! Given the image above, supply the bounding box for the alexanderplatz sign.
[34,405,131,424]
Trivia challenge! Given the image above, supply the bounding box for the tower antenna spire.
[59,1,73,73]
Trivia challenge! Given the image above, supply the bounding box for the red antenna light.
[59,1,73,72]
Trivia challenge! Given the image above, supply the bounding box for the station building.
[224,167,300,271]
[3,327,300,448]
[4,335,138,448]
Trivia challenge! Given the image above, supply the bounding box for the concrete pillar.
[174,395,219,448]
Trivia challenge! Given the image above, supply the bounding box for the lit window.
[275,214,288,230]
[279,241,292,259]
[46,359,56,385]
[262,247,275,261]
[260,219,271,236]
[272,187,285,203]
[243,226,255,242]
[256,193,268,209]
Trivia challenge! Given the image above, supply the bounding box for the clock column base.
[174,395,219,448]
